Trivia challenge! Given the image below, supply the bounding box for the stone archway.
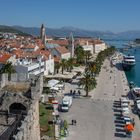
[9,103,27,114]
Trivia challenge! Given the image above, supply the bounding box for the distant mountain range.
[1,25,140,40]
[0,25,30,36]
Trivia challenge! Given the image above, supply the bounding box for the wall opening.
[9,103,27,114]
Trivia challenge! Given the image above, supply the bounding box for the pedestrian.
[70,90,72,95]
[71,119,74,125]
[78,90,81,96]
[132,118,135,127]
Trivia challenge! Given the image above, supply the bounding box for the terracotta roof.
[22,45,35,49]
[0,53,11,64]
[34,50,51,60]
[12,49,24,58]
[55,46,70,54]
[48,40,69,46]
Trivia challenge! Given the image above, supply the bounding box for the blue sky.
[0,0,140,32]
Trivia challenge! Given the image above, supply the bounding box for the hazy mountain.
[1,25,140,40]
[0,25,31,36]
[12,25,114,38]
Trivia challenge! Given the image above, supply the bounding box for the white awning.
[47,79,60,88]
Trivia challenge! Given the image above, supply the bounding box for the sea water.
[105,39,140,87]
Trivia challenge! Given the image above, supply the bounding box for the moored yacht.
[122,55,135,71]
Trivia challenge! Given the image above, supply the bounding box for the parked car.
[121,107,130,115]
[122,116,131,124]
[61,96,73,112]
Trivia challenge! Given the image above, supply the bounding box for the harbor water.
[105,39,140,87]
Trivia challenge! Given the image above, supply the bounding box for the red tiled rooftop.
[55,46,70,54]
[0,53,11,64]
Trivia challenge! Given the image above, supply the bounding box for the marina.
[106,39,140,87]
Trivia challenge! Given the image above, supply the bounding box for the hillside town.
[0,24,139,140]
[0,24,107,77]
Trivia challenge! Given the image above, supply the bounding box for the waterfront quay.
[60,57,135,140]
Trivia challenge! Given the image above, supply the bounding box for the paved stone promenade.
[60,58,133,140]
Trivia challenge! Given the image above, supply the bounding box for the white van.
[61,96,73,112]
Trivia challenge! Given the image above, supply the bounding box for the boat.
[123,42,135,48]
[122,55,135,71]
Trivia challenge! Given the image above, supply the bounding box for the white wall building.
[15,54,54,76]
[82,41,94,54]
[94,42,107,54]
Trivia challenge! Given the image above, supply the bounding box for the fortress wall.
[13,100,40,140]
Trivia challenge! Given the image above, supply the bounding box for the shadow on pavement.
[113,109,122,113]
[113,105,121,108]
[116,128,126,133]
[115,124,124,127]
[114,113,122,117]
[114,120,125,124]
[114,133,126,138]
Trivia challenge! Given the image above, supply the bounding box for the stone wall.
[0,73,29,88]
[12,76,43,140]
[0,73,43,140]
[31,75,43,100]
[13,100,40,140]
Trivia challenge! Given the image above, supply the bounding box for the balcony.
[27,62,45,71]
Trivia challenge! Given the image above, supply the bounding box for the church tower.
[40,24,46,46]
[69,33,75,58]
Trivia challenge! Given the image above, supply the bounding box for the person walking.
[73,90,76,97]
[132,118,135,127]
[71,119,74,125]
[70,90,72,95]
[78,90,81,96]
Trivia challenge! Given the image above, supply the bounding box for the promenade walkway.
[60,58,132,140]
[91,58,129,100]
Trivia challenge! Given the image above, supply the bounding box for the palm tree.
[79,72,97,96]
[84,51,92,64]
[60,59,67,74]
[54,63,60,74]
[66,58,75,72]
[75,46,85,64]
[87,62,96,77]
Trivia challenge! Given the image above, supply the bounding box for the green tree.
[87,62,96,77]
[84,51,92,64]
[0,62,16,74]
[79,72,97,97]
[66,58,75,72]
[75,46,85,64]
[54,63,60,74]
[60,59,67,74]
